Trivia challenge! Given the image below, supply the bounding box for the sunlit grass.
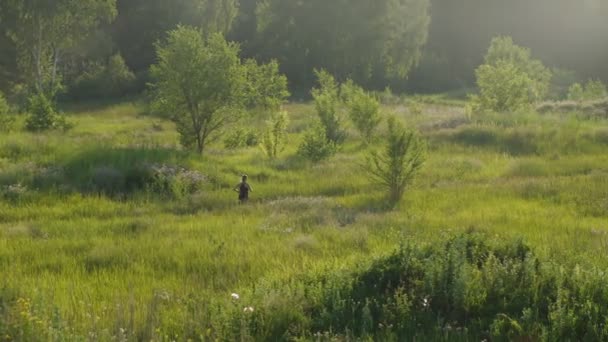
[0,100,607,339]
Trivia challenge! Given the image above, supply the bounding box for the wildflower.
[231,293,240,300]
[243,306,254,313]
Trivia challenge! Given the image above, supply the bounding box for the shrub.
[0,92,15,132]
[342,80,382,142]
[407,99,424,116]
[69,53,136,100]
[229,231,608,341]
[298,122,337,163]
[364,117,426,207]
[483,36,552,101]
[470,36,551,113]
[567,83,585,102]
[472,61,536,113]
[260,111,289,159]
[312,70,347,144]
[24,94,56,131]
[583,79,607,100]
[224,128,258,149]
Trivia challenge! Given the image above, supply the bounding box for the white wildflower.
[231,293,240,300]
[243,306,254,313]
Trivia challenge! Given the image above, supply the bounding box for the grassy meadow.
[1,99,608,340]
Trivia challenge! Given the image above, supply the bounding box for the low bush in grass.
[225,231,608,341]
[47,147,206,198]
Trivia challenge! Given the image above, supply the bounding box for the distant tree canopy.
[4,0,117,98]
[253,0,430,89]
[2,0,608,97]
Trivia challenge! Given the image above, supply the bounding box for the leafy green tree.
[69,53,136,100]
[254,0,430,87]
[244,59,290,111]
[150,27,246,154]
[470,37,551,113]
[364,117,425,207]
[0,91,15,132]
[260,111,289,159]
[567,83,585,102]
[342,80,382,142]
[24,94,72,132]
[483,36,552,101]
[6,0,117,98]
[298,122,337,163]
[111,0,238,75]
[472,61,536,113]
[583,79,608,100]
[312,70,347,145]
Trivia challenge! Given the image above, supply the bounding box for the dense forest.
[1,0,607,98]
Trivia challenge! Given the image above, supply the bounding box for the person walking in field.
[234,175,253,203]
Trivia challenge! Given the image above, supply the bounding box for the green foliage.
[24,94,72,132]
[407,98,424,116]
[298,122,337,162]
[224,128,258,150]
[471,61,536,113]
[69,53,136,100]
[0,91,15,132]
[150,27,246,154]
[365,117,425,206]
[483,36,552,100]
[7,0,117,98]
[583,79,608,100]
[567,83,585,102]
[254,0,430,86]
[471,37,552,113]
[568,80,607,102]
[260,111,289,159]
[244,59,290,111]
[312,70,347,145]
[226,231,608,340]
[342,80,382,142]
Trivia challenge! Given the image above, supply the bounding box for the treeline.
[1,0,607,99]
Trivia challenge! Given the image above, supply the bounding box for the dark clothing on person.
[235,181,252,202]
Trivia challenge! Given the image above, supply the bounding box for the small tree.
[567,83,585,102]
[0,92,15,132]
[298,122,337,163]
[150,27,246,154]
[312,70,347,145]
[473,61,535,113]
[583,79,608,100]
[24,93,72,132]
[244,59,290,112]
[470,36,551,113]
[342,80,382,142]
[364,117,425,207]
[483,36,552,101]
[260,111,289,159]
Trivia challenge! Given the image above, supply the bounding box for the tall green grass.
[0,101,607,340]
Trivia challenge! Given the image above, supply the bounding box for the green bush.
[364,117,425,207]
[312,70,347,144]
[69,53,136,100]
[298,122,337,163]
[260,111,289,159]
[567,83,585,102]
[342,80,382,142]
[472,61,536,113]
[24,94,57,131]
[470,37,551,113]
[224,128,259,149]
[227,231,608,341]
[0,92,15,132]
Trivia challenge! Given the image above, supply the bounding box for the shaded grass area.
[0,101,607,340]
